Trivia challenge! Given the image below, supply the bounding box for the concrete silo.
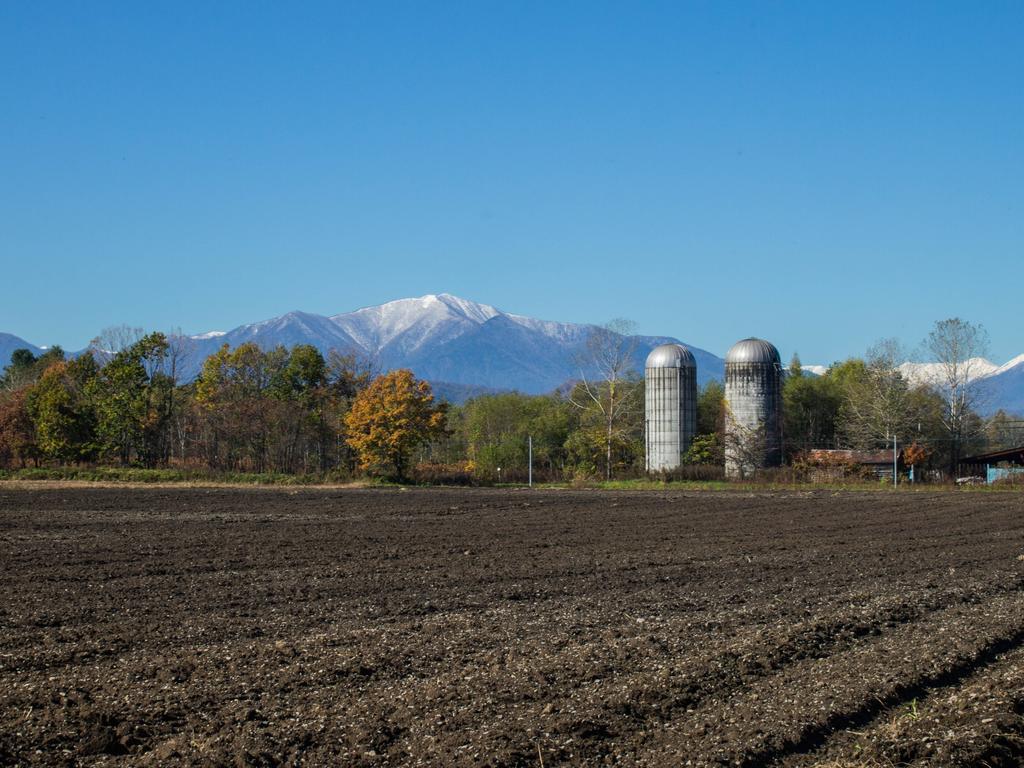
[645,343,697,472]
[724,338,783,478]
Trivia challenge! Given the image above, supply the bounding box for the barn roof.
[959,446,1024,465]
[806,449,898,465]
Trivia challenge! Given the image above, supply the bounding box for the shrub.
[410,461,477,486]
[652,464,726,483]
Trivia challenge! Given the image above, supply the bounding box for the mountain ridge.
[167,294,726,396]
[0,333,43,369]
[3,295,1022,412]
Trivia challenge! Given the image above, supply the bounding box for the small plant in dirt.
[902,698,921,721]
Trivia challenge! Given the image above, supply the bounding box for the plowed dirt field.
[1,486,1023,767]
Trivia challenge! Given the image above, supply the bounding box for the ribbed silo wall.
[724,362,782,478]
[645,366,696,472]
[681,364,697,455]
[645,367,679,472]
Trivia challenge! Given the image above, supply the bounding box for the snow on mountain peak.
[330,294,502,352]
[992,353,1024,376]
[789,357,1020,385]
[898,357,999,387]
[801,364,829,376]
[433,293,502,324]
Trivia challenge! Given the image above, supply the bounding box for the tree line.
[0,318,1016,482]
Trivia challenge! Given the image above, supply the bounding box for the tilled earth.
[1,487,1023,767]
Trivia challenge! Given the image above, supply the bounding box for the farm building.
[800,449,902,482]
[958,446,1024,484]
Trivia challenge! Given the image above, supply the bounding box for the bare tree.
[163,329,197,463]
[88,325,146,367]
[723,403,769,479]
[568,319,641,480]
[986,411,1024,451]
[327,348,379,398]
[163,329,196,384]
[842,338,918,449]
[923,318,990,475]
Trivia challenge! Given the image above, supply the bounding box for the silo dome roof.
[726,338,781,365]
[645,343,696,369]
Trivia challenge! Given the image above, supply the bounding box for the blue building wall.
[987,466,1024,483]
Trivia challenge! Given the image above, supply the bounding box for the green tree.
[26,356,99,463]
[696,380,725,437]
[194,343,289,472]
[567,374,644,478]
[91,333,170,466]
[459,392,574,480]
[1,346,66,391]
[683,433,723,465]
[266,345,334,473]
[784,364,843,453]
[272,345,327,403]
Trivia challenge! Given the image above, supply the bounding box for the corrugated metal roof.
[959,446,1024,465]
[806,449,897,465]
[645,343,696,369]
[725,338,781,365]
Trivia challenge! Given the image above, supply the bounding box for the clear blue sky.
[2,2,1021,364]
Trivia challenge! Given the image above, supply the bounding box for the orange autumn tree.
[903,442,930,471]
[344,369,447,479]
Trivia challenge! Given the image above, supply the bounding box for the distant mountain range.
[795,357,1024,416]
[898,357,1024,417]
[178,294,727,394]
[0,295,724,399]
[0,333,43,368]
[3,295,1022,414]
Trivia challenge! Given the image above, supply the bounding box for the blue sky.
[2,2,1021,364]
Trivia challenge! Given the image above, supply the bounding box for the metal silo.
[724,338,783,478]
[645,343,697,472]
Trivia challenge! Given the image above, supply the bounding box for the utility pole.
[528,436,533,488]
[893,435,898,488]
[644,417,649,473]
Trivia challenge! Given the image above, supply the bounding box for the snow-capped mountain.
[970,356,1024,416]
[897,358,1000,388]
[179,294,723,395]
[814,356,1024,416]
[4,296,1022,412]
[329,294,503,353]
[794,364,828,377]
[896,356,1024,415]
[990,354,1024,378]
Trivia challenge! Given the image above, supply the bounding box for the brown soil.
[1,487,1023,767]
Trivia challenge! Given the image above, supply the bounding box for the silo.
[724,338,783,478]
[645,343,697,472]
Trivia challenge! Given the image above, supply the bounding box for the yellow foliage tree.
[344,369,447,479]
